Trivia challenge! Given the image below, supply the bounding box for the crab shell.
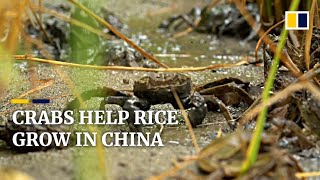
[133,73,193,104]
[0,119,70,153]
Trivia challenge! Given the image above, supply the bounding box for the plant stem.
[240,0,301,174]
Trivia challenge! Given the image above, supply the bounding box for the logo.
[11,99,50,104]
[285,11,309,30]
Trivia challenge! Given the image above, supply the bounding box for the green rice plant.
[69,1,109,179]
[70,0,104,65]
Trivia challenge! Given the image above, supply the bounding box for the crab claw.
[122,96,150,132]
[188,92,208,127]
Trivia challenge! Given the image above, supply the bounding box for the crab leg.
[195,77,250,92]
[203,95,235,130]
[159,14,196,30]
[102,96,130,110]
[198,83,254,106]
[65,87,128,110]
[0,125,8,142]
[187,92,208,127]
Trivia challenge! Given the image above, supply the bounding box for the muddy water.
[0,0,318,180]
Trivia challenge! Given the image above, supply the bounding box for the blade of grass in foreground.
[69,0,108,179]
[240,0,301,174]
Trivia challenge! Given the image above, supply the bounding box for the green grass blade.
[240,0,301,174]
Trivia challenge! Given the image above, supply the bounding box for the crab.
[26,4,128,62]
[0,116,71,153]
[104,42,159,68]
[66,73,254,132]
[159,3,259,40]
